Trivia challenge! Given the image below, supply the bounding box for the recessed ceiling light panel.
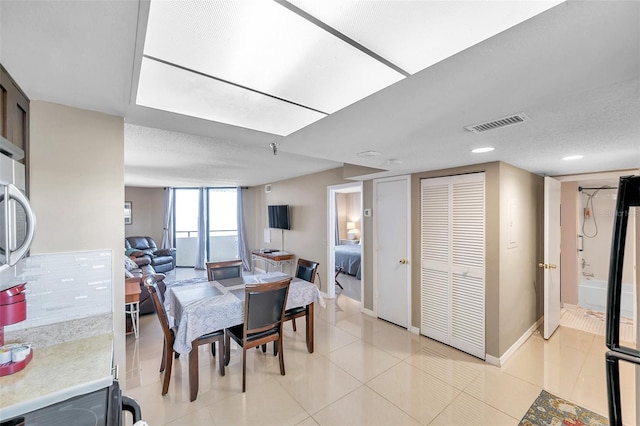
[289,1,562,74]
[136,58,325,136]
[562,155,583,160]
[143,0,404,114]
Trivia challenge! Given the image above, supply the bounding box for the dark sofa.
[125,236,176,273]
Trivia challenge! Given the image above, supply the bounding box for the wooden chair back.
[206,260,243,281]
[244,278,292,335]
[295,258,319,283]
[144,276,172,343]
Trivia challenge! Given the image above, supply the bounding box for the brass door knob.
[538,263,558,270]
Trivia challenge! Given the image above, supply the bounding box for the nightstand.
[339,239,360,245]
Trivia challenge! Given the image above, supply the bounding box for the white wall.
[29,101,125,375]
[336,192,362,241]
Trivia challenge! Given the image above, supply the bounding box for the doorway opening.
[557,172,637,344]
[327,182,363,305]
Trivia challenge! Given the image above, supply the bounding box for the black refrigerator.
[605,175,640,426]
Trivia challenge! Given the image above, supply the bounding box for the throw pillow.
[125,248,139,256]
[125,255,138,271]
[125,269,135,278]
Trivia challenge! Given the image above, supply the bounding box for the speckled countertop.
[0,333,113,421]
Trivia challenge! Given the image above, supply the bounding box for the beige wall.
[336,192,362,240]
[29,101,126,373]
[561,181,579,305]
[124,186,166,244]
[246,168,351,294]
[497,162,544,355]
[362,180,374,309]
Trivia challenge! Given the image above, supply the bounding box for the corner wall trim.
[487,316,544,367]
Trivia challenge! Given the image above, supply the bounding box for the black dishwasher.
[0,380,141,426]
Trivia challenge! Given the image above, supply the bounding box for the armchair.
[125,236,176,273]
[124,254,166,315]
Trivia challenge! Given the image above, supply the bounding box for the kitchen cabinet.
[0,64,30,165]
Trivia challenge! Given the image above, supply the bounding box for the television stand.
[251,250,294,275]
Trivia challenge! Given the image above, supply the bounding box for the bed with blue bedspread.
[335,244,361,279]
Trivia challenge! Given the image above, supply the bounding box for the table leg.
[189,342,199,402]
[305,303,314,353]
[131,301,139,339]
[125,302,140,339]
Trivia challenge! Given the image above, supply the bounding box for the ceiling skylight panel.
[289,0,564,75]
[136,58,326,136]
[143,0,404,114]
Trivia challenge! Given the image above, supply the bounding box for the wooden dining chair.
[224,278,292,392]
[143,276,225,399]
[206,260,243,281]
[285,258,319,332]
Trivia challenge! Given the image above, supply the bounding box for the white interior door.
[375,176,411,328]
[543,176,562,339]
[421,173,485,359]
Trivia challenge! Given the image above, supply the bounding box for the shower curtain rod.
[578,186,618,191]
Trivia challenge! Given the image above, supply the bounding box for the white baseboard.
[486,317,544,367]
[410,326,420,335]
[363,308,375,317]
[485,354,500,366]
[562,303,578,310]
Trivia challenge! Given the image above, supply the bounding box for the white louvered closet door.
[421,173,485,359]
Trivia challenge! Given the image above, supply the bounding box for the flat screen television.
[268,205,290,230]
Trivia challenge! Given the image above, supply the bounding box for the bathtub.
[578,279,634,319]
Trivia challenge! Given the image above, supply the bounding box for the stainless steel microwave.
[0,136,36,290]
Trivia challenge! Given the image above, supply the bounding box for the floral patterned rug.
[519,390,609,426]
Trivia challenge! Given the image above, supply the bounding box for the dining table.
[164,271,324,401]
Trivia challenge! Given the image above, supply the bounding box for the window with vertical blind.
[421,172,485,359]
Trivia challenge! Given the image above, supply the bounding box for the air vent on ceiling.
[464,113,530,133]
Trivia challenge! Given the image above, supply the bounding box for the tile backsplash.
[5,250,113,332]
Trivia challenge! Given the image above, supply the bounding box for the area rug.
[519,390,609,426]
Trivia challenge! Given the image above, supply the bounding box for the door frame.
[327,182,363,300]
[373,175,412,330]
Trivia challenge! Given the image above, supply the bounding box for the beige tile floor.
[124,286,637,425]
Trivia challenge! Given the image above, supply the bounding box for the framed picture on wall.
[124,201,132,225]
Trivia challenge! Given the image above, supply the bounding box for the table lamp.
[346,222,360,240]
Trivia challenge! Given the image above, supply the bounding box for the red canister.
[0,284,27,326]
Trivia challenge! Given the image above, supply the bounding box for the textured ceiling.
[1,1,638,188]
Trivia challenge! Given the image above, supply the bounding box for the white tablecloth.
[165,272,324,354]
